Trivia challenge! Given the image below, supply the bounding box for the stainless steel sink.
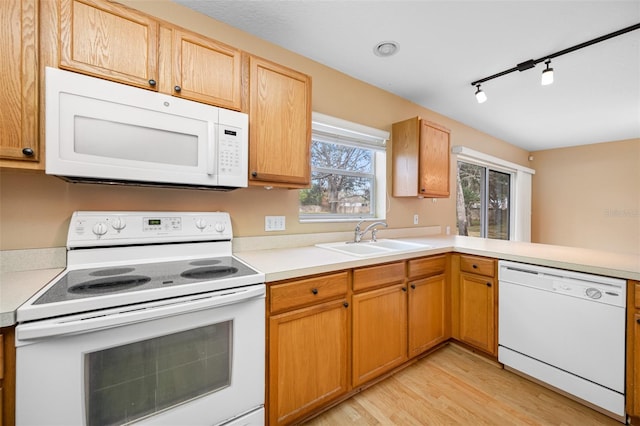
[315,239,431,257]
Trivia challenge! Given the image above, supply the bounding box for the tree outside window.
[456,161,510,240]
[299,139,376,219]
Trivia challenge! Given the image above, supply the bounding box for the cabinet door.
[408,274,448,357]
[59,0,159,89]
[171,29,242,110]
[269,299,349,426]
[633,313,640,418]
[352,284,407,387]
[249,55,311,188]
[0,0,39,164]
[418,121,450,197]
[458,272,496,355]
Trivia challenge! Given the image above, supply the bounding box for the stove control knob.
[195,218,208,231]
[111,217,126,232]
[214,222,226,233]
[92,222,108,237]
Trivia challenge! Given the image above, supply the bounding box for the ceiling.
[174,1,640,152]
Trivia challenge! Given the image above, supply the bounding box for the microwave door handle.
[207,124,217,176]
[16,286,265,341]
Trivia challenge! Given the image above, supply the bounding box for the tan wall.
[531,138,640,255]
[0,0,530,250]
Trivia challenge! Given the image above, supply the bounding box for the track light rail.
[470,22,640,87]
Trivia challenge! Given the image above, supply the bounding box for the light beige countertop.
[235,235,640,282]
[0,268,64,327]
[1,235,638,327]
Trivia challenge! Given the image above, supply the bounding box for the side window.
[456,160,511,240]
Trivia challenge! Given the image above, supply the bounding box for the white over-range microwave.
[45,67,249,190]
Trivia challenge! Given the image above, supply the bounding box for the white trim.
[451,146,535,175]
[312,112,389,148]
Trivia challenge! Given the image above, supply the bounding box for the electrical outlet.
[413,214,419,225]
[265,216,286,231]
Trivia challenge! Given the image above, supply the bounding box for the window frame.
[453,146,535,242]
[299,113,389,223]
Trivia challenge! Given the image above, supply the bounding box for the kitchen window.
[453,146,535,241]
[299,113,388,222]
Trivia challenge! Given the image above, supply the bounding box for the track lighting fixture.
[475,84,487,103]
[470,22,640,103]
[541,60,554,86]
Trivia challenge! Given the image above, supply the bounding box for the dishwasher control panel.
[498,260,626,307]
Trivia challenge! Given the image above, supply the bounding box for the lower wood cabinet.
[407,255,449,358]
[352,283,407,387]
[0,326,16,426]
[267,272,350,426]
[452,254,497,356]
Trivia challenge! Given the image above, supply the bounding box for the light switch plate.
[265,216,286,231]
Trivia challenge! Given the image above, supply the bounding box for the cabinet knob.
[311,288,318,295]
[637,318,640,325]
[174,85,182,93]
[251,171,258,177]
[411,284,416,289]
[148,79,156,87]
[486,282,492,287]
[420,188,426,192]
[402,287,407,292]
[472,264,478,269]
[22,147,34,156]
[343,302,349,308]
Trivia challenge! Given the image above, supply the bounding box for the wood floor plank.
[304,344,620,426]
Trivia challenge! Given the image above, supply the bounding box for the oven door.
[16,285,265,426]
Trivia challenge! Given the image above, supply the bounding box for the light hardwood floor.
[304,344,620,425]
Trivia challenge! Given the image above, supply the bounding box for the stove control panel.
[67,211,233,248]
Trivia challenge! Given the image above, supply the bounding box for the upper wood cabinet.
[392,117,450,198]
[248,55,311,188]
[58,0,244,109]
[0,0,39,167]
[59,0,159,90]
[166,28,243,110]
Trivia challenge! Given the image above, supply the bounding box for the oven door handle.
[16,285,265,341]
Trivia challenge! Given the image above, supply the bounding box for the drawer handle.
[472,264,478,269]
[486,282,492,287]
[343,302,349,308]
[311,288,318,295]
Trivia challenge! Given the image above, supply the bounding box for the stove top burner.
[34,256,258,305]
[68,275,152,295]
[181,266,239,280]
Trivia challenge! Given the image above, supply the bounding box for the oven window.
[85,321,232,426]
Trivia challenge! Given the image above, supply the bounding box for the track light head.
[541,60,554,86]
[475,84,487,103]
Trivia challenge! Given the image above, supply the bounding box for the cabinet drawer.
[459,255,495,277]
[270,272,348,313]
[635,283,640,309]
[353,262,405,292]
[408,255,446,279]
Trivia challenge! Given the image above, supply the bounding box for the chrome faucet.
[354,220,388,243]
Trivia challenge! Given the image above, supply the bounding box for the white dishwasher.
[498,260,626,420]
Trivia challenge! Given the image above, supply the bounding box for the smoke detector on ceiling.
[373,41,399,57]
